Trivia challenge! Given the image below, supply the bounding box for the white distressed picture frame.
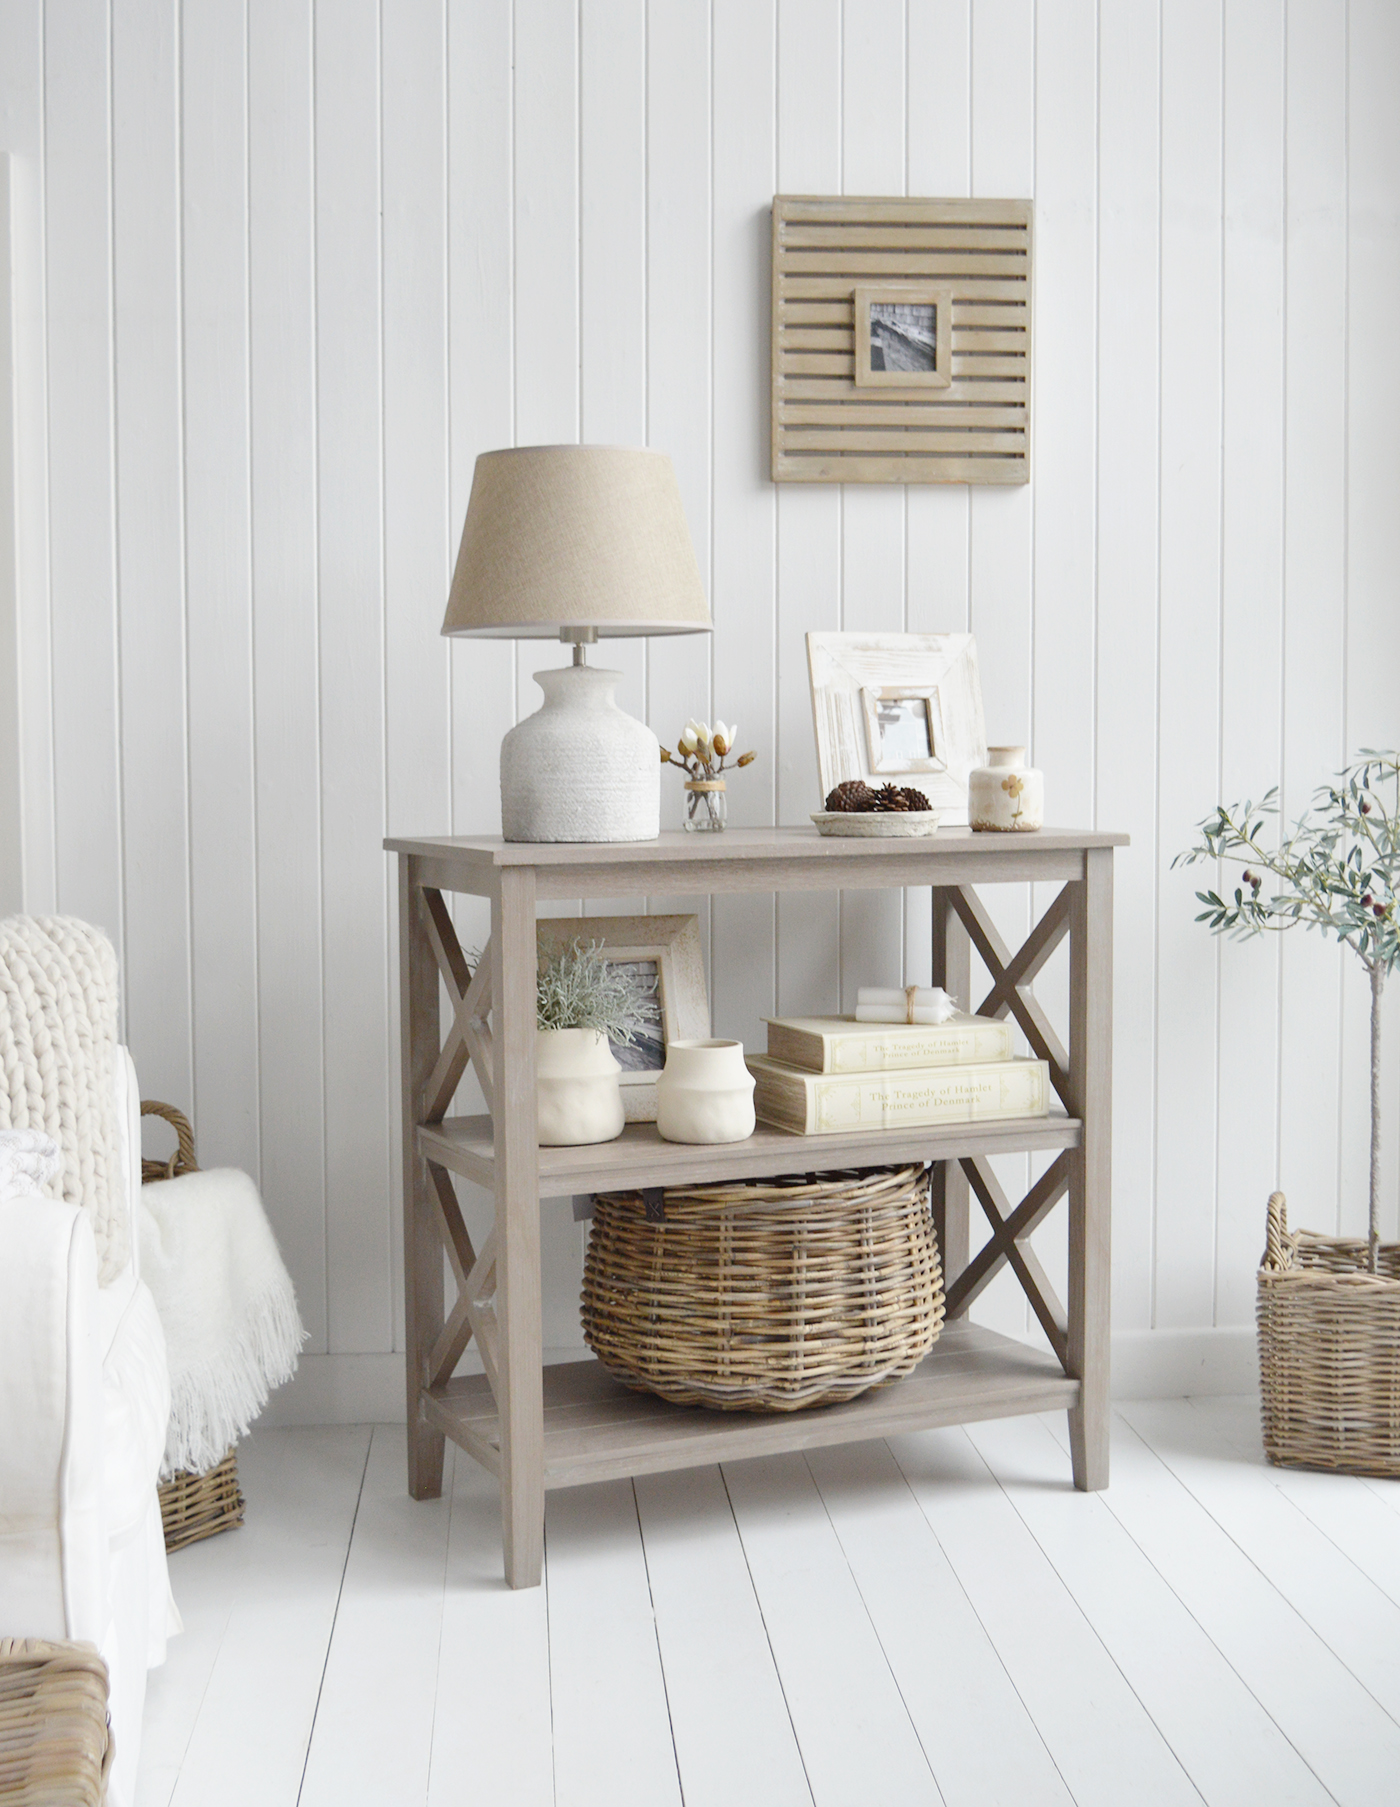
[806,632,988,823]
[534,914,709,1122]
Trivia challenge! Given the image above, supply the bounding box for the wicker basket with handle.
[0,1639,113,1807]
[141,1101,247,1550]
[581,1163,944,1412]
[1257,1190,1400,1477]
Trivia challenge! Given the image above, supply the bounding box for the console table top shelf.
[386,825,1127,899]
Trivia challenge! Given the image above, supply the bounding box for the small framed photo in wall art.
[854,284,953,388]
[534,914,708,1122]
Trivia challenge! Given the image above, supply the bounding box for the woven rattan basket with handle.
[0,1639,112,1807]
[581,1163,944,1412]
[1258,1190,1400,1477]
[141,1101,247,1551]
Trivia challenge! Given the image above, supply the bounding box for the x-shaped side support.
[949,883,1071,1109]
[942,1150,1072,1370]
[421,889,495,1120]
[426,1161,500,1397]
[416,891,502,1401]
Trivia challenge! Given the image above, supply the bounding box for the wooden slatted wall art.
[770,196,1032,485]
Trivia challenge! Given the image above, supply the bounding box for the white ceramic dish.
[810,810,943,838]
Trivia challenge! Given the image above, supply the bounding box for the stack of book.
[747,1010,1049,1136]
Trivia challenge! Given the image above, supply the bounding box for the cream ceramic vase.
[655,1038,756,1145]
[969,745,1044,832]
[536,1028,626,1146]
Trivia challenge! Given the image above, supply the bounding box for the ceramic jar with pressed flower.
[655,1038,755,1144]
[969,746,1044,832]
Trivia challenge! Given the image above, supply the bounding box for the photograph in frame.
[853,283,954,390]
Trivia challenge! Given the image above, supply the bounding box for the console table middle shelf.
[419,1110,1082,1195]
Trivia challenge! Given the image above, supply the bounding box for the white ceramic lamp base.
[501,664,660,843]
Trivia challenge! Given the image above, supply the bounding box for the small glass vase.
[684,779,727,832]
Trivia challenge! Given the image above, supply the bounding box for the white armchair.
[0,1047,178,1807]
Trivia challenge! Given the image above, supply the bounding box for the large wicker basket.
[0,1639,112,1807]
[1258,1190,1400,1477]
[142,1101,246,1551]
[581,1164,944,1412]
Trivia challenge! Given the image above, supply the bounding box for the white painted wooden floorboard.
[544,1479,684,1807]
[965,1413,1332,1807]
[140,1410,1400,1807]
[1044,1409,1400,1807]
[145,1427,372,1807]
[804,1438,1073,1807]
[298,1425,455,1807]
[1120,1399,1400,1727]
[886,1426,1201,1807]
[426,1443,554,1807]
[721,1451,943,1807]
[1186,1396,1400,1614]
[134,1519,242,1807]
[632,1466,812,1807]
[1187,1393,1400,1533]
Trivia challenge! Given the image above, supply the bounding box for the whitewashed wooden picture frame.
[535,915,708,1122]
[806,632,988,823]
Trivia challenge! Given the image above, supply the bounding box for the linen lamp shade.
[443,445,711,640]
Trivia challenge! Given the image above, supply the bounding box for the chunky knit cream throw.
[0,916,126,1283]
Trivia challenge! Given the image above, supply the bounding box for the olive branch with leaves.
[1173,751,1399,1271]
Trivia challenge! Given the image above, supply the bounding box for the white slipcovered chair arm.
[0,1194,106,1642]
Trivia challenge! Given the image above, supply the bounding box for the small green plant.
[1174,751,1399,1271]
[535,939,647,1044]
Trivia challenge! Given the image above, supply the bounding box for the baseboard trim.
[260,1327,1259,1428]
[1110,1326,1258,1400]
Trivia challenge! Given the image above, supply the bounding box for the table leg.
[932,887,971,1293]
[492,867,545,1587]
[1067,847,1114,1489]
[399,859,445,1499]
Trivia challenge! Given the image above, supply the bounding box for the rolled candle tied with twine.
[854,985,955,1025]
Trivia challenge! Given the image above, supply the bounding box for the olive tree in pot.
[1175,751,1398,1271]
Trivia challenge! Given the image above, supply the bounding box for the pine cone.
[826,779,877,812]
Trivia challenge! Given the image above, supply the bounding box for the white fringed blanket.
[140,1168,306,1478]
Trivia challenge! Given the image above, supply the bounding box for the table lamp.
[443,445,712,842]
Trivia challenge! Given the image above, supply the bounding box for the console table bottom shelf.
[422,1321,1080,1491]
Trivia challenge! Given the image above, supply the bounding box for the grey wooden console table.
[385,826,1125,1589]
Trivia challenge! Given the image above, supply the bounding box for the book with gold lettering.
[747,1052,1049,1136]
[763,1011,1013,1075]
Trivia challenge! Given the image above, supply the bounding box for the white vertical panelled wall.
[2,0,1398,1413]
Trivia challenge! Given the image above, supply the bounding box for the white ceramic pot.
[969,745,1044,832]
[501,665,660,843]
[655,1038,756,1145]
[536,1028,626,1146]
